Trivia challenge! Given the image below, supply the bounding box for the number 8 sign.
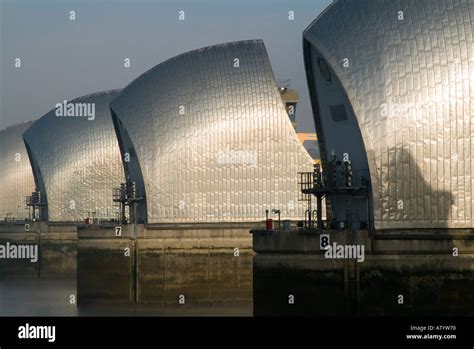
[320,234,330,250]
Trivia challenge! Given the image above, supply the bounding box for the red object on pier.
[266,218,273,231]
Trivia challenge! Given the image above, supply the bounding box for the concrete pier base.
[252,228,474,254]
[252,227,474,316]
[77,224,254,307]
[0,222,76,279]
[253,253,474,316]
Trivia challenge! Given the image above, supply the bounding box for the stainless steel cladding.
[23,91,125,222]
[0,122,36,220]
[111,40,314,223]
[304,0,474,229]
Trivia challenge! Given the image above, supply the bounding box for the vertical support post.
[317,194,322,230]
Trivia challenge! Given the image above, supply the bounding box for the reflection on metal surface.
[304,0,474,229]
[111,40,314,223]
[0,122,36,220]
[23,91,125,222]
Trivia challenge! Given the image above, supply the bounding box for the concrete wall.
[254,253,474,316]
[252,229,474,254]
[0,222,77,279]
[77,224,254,307]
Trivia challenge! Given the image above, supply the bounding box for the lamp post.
[272,209,281,229]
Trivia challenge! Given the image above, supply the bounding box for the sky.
[0,0,332,131]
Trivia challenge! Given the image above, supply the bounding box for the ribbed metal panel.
[23,90,125,222]
[111,40,314,223]
[0,122,36,220]
[304,0,474,229]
